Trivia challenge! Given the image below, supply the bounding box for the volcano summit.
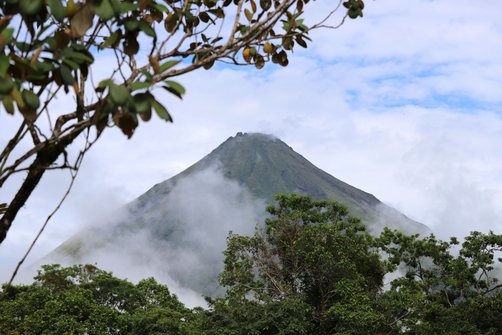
[48,132,429,296]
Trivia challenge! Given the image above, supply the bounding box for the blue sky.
[1,0,502,282]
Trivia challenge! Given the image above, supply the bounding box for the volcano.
[48,132,429,296]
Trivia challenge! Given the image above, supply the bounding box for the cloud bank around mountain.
[1,0,502,290]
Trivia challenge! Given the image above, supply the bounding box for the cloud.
[30,165,266,307]
[2,0,502,304]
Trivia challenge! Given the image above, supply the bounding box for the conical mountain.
[48,132,429,297]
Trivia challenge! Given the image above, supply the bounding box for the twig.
[7,169,78,286]
[7,130,97,285]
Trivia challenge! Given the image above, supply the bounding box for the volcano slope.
[48,132,429,296]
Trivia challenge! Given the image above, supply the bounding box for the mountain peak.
[49,132,430,298]
[233,131,279,141]
[216,132,282,153]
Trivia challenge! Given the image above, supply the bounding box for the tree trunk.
[0,133,80,244]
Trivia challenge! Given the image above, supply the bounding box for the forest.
[2,194,502,334]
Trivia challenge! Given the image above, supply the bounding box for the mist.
[38,165,266,307]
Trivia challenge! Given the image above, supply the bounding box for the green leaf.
[19,0,43,16]
[93,0,114,20]
[35,61,53,73]
[47,0,66,22]
[163,80,185,98]
[133,93,151,115]
[141,70,153,81]
[117,1,137,13]
[60,63,75,85]
[109,83,129,106]
[62,47,94,64]
[100,30,121,49]
[96,79,112,92]
[0,55,10,77]
[0,76,14,95]
[139,21,156,38]
[151,98,172,122]
[158,60,181,73]
[1,29,14,44]
[130,81,152,91]
[151,3,168,12]
[2,95,15,114]
[62,58,80,70]
[21,90,40,110]
[123,18,140,31]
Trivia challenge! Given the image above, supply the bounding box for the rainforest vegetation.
[1,194,502,334]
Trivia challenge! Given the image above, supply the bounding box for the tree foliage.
[376,229,502,334]
[0,264,194,334]
[2,194,502,334]
[208,194,502,334]
[0,0,366,245]
[215,194,387,334]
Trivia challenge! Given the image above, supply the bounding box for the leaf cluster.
[0,0,366,247]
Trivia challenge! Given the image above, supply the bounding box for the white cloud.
[2,0,502,302]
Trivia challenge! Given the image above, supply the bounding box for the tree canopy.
[0,0,366,246]
[2,194,501,334]
[0,264,194,334]
[206,194,502,334]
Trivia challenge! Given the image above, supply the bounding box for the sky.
[1,0,502,284]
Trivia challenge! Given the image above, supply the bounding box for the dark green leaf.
[203,59,214,70]
[124,19,140,31]
[138,21,156,38]
[35,61,54,73]
[47,0,66,22]
[62,47,94,64]
[93,0,114,20]
[295,35,307,48]
[141,70,154,81]
[0,55,10,77]
[158,60,181,73]
[1,29,14,44]
[133,93,151,115]
[2,95,15,114]
[117,1,137,13]
[60,63,75,85]
[151,98,172,122]
[109,83,129,106]
[62,58,80,70]
[21,90,40,110]
[151,3,168,12]
[0,76,14,95]
[100,30,122,49]
[19,0,43,16]
[163,80,185,98]
[130,81,152,91]
[96,79,112,92]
